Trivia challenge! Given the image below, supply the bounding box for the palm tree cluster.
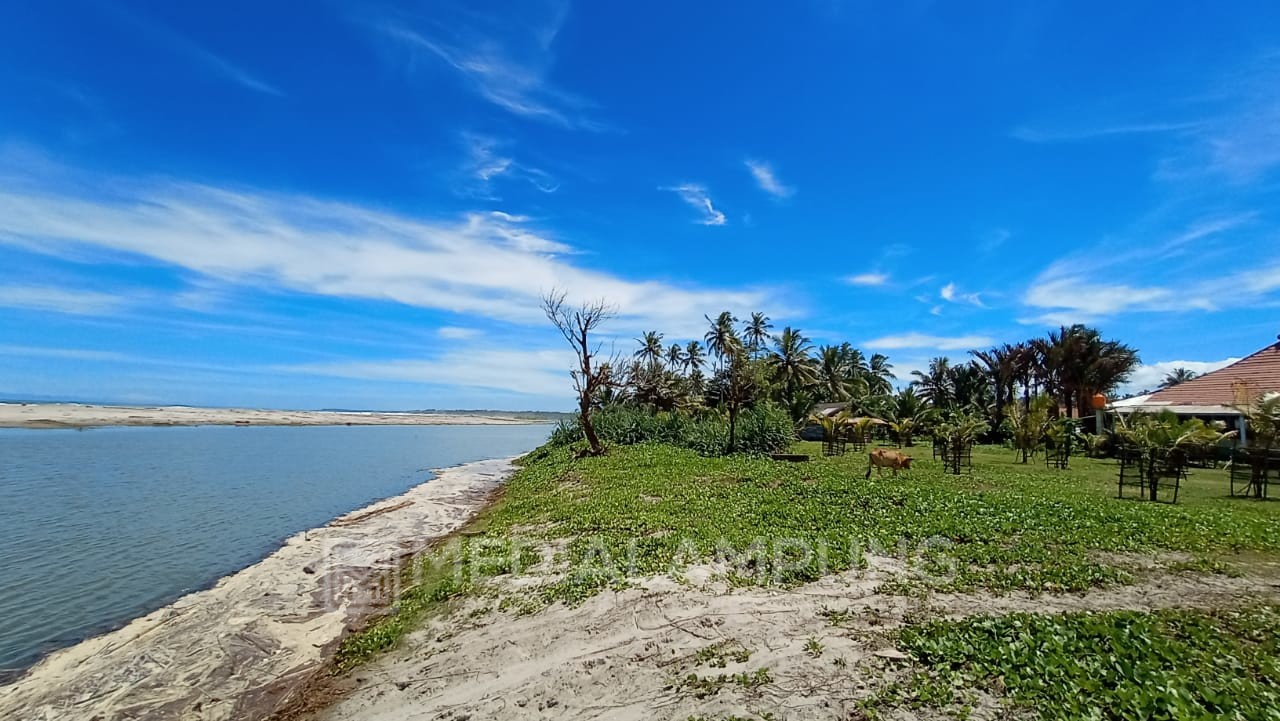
[610,313,896,424]
[962,325,1139,434]
[588,309,1140,453]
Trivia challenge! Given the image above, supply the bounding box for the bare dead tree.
[542,289,617,456]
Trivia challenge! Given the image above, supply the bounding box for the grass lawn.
[336,439,1280,718]
[489,440,1280,598]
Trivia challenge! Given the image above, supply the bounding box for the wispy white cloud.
[1160,212,1257,253]
[459,133,558,197]
[279,347,575,398]
[863,332,995,351]
[845,272,889,287]
[744,159,794,198]
[979,228,1011,253]
[940,282,984,307]
[1020,276,1182,325]
[371,4,598,130]
[1019,206,1280,325]
[1010,121,1202,144]
[0,344,132,362]
[0,162,782,337]
[1015,53,1280,184]
[105,4,281,96]
[0,285,132,315]
[662,184,727,226]
[437,326,481,340]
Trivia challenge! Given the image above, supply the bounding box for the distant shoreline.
[0,402,553,429]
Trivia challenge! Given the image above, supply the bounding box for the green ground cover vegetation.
[888,605,1280,719]
[336,440,1280,673]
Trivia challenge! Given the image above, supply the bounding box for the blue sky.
[2,1,1280,410]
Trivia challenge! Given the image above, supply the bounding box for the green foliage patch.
[894,605,1280,720]
[548,404,794,456]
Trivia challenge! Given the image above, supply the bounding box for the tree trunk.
[580,401,604,456]
[1144,451,1159,502]
[727,404,738,454]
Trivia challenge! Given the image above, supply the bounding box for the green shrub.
[548,404,793,456]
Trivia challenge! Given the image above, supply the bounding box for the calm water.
[0,424,549,679]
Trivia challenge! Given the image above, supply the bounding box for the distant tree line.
[542,289,1142,456]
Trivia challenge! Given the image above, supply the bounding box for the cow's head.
[901,457,913,469]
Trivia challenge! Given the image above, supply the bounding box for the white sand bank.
[0,403,540,428]
[0,458,515,721]
[314,562,1279,721]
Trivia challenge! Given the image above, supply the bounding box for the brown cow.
[865,448,914,478]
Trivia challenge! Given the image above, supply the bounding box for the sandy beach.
[309,560,1280,721]
[0,403,542,429]
[0,457,515,721]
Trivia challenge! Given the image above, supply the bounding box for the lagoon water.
[0,423,549,680]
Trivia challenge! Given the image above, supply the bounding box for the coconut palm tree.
[1160,367,1198,388]
[766,327,819,420]
[817,345,855,401]
[720,334,760,452]
[704,312,739,370]
[911,357,956,409]
[635,331,664,365]
[867,353,895,396]
[665,343,686,372]
[742,312,773,357]
[684,340,706,375]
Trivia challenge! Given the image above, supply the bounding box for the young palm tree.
[742,312,773,357]
[1232,393,1280,497]
[886,387,933,446]
[635,330,664,365]
[1160,367,1198,388]
[766,327,819,420]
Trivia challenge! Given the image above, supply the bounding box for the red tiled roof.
[1148,341,1280,406]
